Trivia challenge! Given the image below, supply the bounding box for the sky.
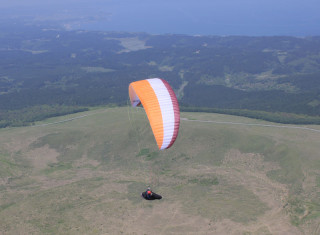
[0,0,319,36]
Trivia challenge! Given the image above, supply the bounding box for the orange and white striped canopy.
[129,78,180,150]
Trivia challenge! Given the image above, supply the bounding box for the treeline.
[181,83,320,116]
[181,106,320,125]
[0,105,88,128]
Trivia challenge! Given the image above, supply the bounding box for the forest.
[0,22,320,126]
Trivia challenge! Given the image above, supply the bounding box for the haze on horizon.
[0,0,319,36]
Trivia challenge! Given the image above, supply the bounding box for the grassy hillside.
[0,107,320,234]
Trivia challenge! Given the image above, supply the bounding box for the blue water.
[2,0,320,36]
[71,0,320,36]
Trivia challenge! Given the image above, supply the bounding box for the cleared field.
[0,107,319,234]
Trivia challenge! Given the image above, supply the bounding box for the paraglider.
[141,187,162,200]
[129,78,180,200]
[128,78,180,150]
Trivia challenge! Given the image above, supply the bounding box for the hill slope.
[0,107,320,234]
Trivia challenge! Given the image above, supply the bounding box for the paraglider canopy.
[129,78,180,150]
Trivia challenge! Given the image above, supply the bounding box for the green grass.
[0,107,319,234]
[172,182,268,224]
[188,176,219,186]
[0,152,18,177]
[43,162,73,174]
[137,148,150,157]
